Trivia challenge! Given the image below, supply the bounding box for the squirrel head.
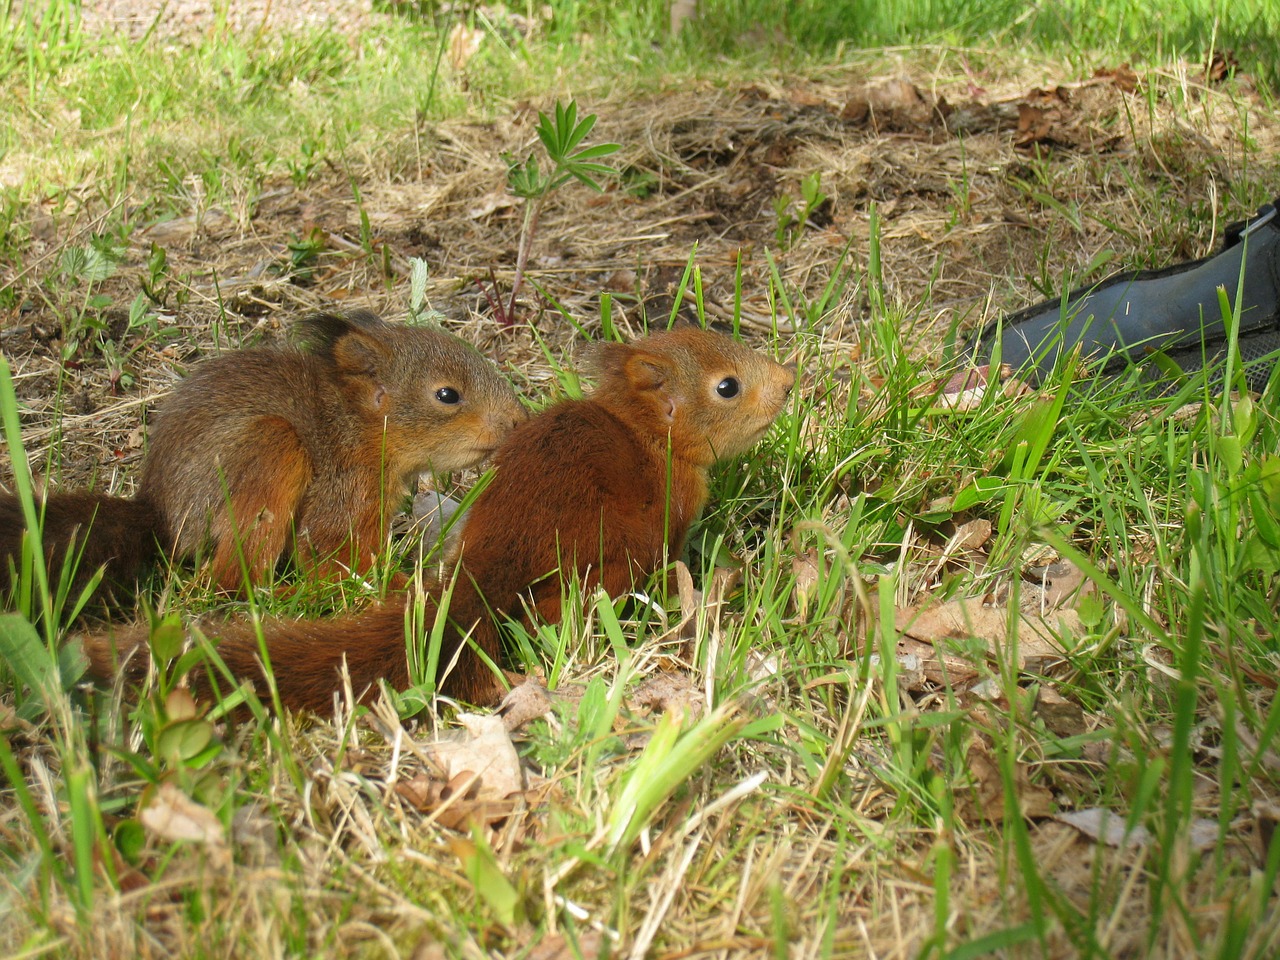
[588,327,795,467]
[295,311,526,476]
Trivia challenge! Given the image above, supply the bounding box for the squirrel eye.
[716,377,740,399]
[435,386,461,405]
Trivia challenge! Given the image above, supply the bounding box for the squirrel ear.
[582,340,631,382]
[294,311,388,361]
[584,341,673,390]
[331,328,390,379]
[334,330,393,411]
[623,351,672,391]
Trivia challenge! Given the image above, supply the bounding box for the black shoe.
[971,198,1280,392]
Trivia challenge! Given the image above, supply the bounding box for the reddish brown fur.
[0,494,161,602]
[0,311,524,601]
[82,328,796,714]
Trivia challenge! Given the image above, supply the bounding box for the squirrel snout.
[489,404,528,439]
[775,363,798,400]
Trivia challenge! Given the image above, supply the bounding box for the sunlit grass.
[2,2,1279,957]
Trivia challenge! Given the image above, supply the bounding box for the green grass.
[3,1,1280,957]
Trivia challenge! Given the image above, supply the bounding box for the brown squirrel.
[0,310,525,599]
[82,327,796,712]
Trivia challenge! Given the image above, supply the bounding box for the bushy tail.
[0,492,162,603]
[81,586,507,715]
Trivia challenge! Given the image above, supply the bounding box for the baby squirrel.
[83,327,796,712]
[0,310,525,598]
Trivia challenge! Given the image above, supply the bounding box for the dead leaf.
[708,565,742,607]
[950,519,992,554]
[631,671,704,721]
[922,364,1030,410]
[896,597,1077,672]
[874,650,926,692]
[792,546,820,617]
[662,561,741,650]
[426,713,524,800]
[408,933,449,960]
[668,0,697,35]
[447,23,483,71]
[1254,802,1280,863]
[466,191,516,221]
[231,801,281,868]
[841,75,935,130]
[143,208,233,243]
[140,782,230,867]
[966,678,1003,702]
[527,929,607,960]
[498,678,554,731]
[1205,51,1239,85]
[1233,718,1280,774]
[895,636,979,688]
[1094,63,1139,93]
[674,560,698,644]
[1053,807,1220,852]
[930,364,995,410]
[395,769,519,831]
[1024,559,1088,611]
[1054,807,1146,847]
[1015,86,1071,146]
[958,738,1054,822]
[745,649,782,684]
[1035,685,1086,738]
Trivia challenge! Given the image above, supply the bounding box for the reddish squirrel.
[0,310,525,598]
[82,327,796,712]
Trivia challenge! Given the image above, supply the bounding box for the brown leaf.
[426,713,524,800]
[631,671,705,721]
[1254,802,1280,863]
[408,933,450,960]
[1035,685,1086,738]
[920,364,1031,410]
[140,782,230,867]
[395,770,518,831]
[447,23,483,71]
[1053,807,1146,847]
[1053,807,1220,851]
[708,565,742,606]
[1015,86,1072,146]
[1234,718,1280,774]
[498,678,554,732]
[1024,559,1088,611]
[675,560,698,634]
[466,191,516,221]
[1205,51,1239,85]
[791,547,820,617]
[1093,63,1139,93]
[841,75,936,130]
[950,519,992,554]
[663,561,741,650]
[527,929,607,960]
[957,738,1054,823]
[668,0,697,35]
[929,364,995,410]
[895,637,979,688]
[896,597,1077,672]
